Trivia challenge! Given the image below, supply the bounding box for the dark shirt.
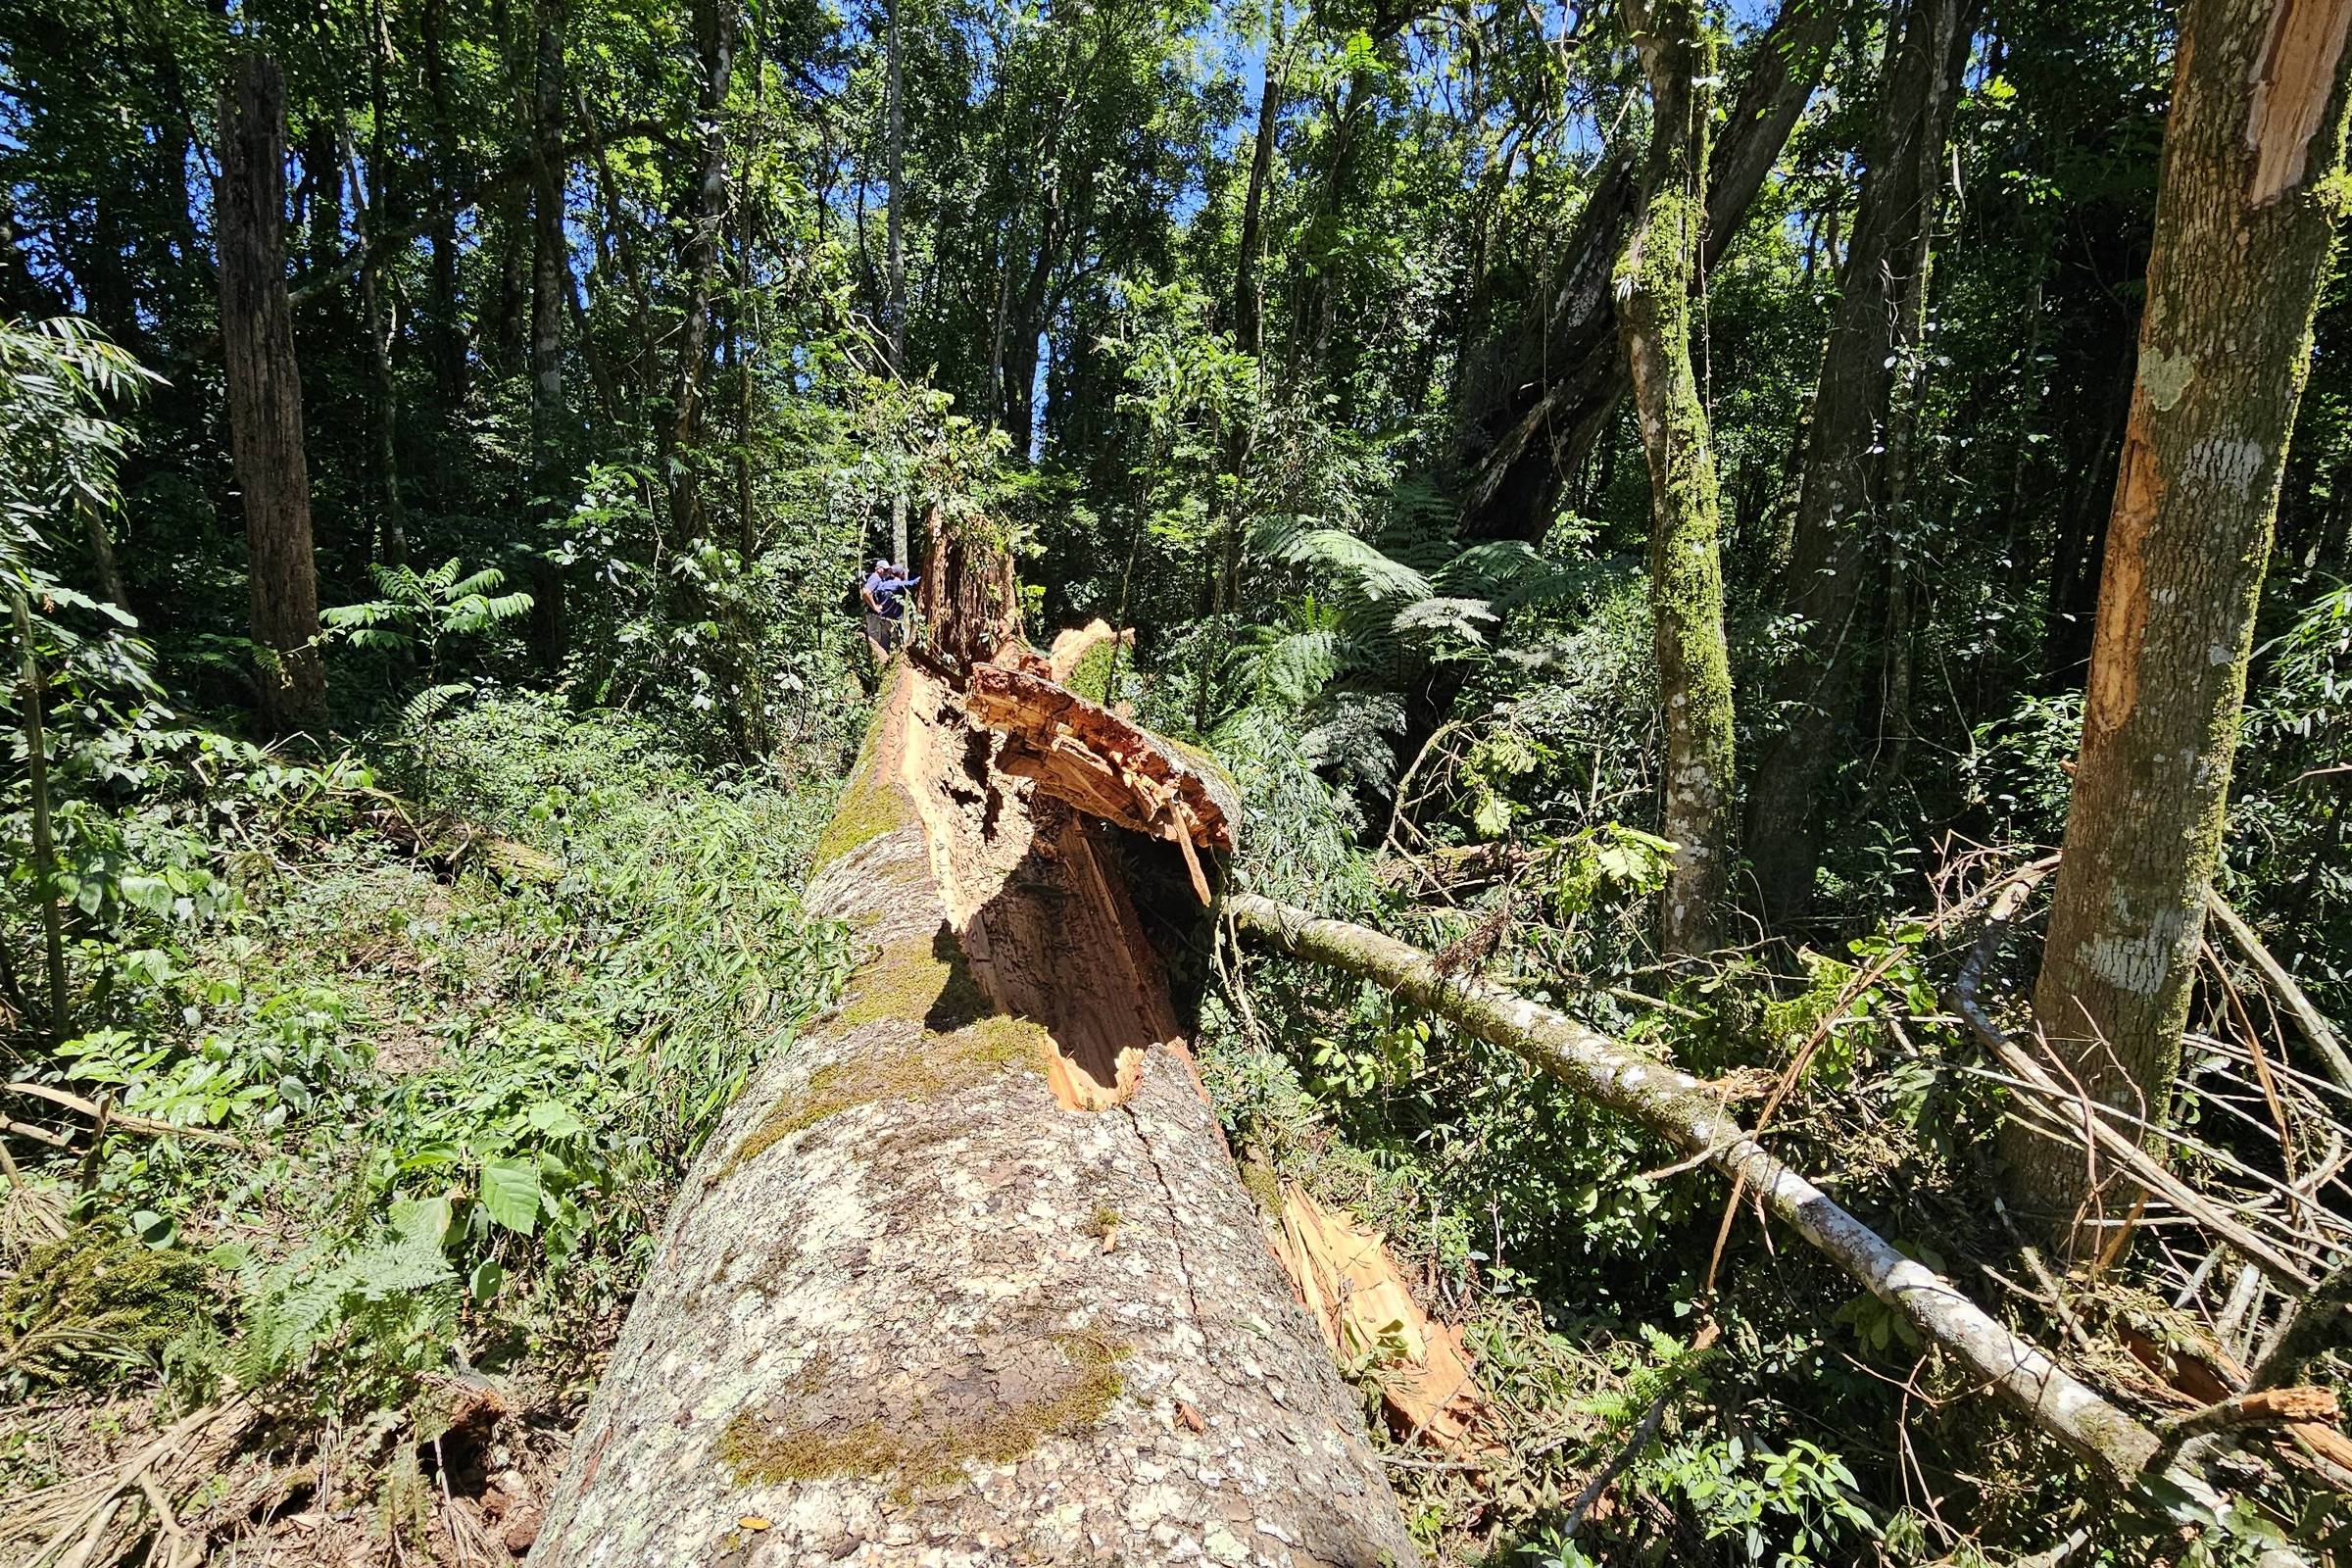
[864,572,919,619]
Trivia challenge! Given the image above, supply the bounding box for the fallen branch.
[1950,877,2320,1294]
[2206,891,2352,1092]
[4,1083,240,1147]
[1226,894,2180,1492]
[2161,1387,2341,1443]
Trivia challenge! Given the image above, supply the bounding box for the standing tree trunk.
[533,551,1414,1564]
[1742,0,1974,926]
[668,0,736,537]
[216,54,326,735]
[1232,6,1284,367]
[885,0,909,564]
[529,0,570,669]
[2002,0,2352,1258]
[1618,0,1736,956]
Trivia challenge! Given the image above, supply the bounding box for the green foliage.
[8,694,850,1420]
[0,1227,211,1396]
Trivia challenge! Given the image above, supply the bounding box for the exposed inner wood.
[960,661,1237,906]
[894,665,1188,1110]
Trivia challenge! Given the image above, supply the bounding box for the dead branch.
[2206,890,2352,1091]
[4,1083,240,1147]
[2161,1386,2342,1442]
[1226,894,2190,1494]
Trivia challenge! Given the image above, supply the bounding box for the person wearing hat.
[860,559,920,665]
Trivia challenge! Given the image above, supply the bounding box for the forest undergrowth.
[1,693,853,1564]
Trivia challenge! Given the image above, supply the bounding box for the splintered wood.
[961,660,1237,905]
[1267,1184,1491,1456]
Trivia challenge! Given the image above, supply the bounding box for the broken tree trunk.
[1224,893,2222,1498]
[532,663,1411,1565]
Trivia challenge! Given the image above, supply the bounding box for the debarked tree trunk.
[532,665,1413,1567]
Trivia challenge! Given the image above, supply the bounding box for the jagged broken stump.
[532,658,1413,1566]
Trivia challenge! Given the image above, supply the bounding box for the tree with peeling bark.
[2003,0,2352,1256]
[1616,0,1739,956]
[533,552,1414,1562]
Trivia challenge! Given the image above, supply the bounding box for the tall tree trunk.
[2002,0,2352,1259]
[348,3,408,565]
[668,0,736,537]
[530,0,570,669]
[1232,7,1284,365]
[1618,0,1737,957]
[420,0,471,411]
[216,54,327,735]
[533,632,1413,1564]
[1742,0,1974,927]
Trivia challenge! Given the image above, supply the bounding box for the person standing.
[860,559,920,665]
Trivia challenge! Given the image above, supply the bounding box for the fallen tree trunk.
[532,668,1412,1565]
[1224,894,2205,1494]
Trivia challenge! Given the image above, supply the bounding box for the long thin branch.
[2206,890,2352,1091]
[1227,893,2180,1491]
[1951,875,2320,1293]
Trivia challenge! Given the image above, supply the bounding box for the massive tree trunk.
[1618,0,1737,957]
[529,0,570,668]
[668,0,736,536]
[534,579,1414,1561]
[2002,0,2352,1258]
[1741,0,1975,926]
[216,54,327,735]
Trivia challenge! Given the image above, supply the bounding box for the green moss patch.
[716,1010,1054,1180]
[835,927,994,1033]
[809,758,917,874]
[717,1332,1128,1496]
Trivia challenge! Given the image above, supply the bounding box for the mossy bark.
[2003,0,2352,1258]
[533,667,1412,1566]
[1617,0,1737,956]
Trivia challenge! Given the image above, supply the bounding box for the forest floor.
[0,694,850,1566]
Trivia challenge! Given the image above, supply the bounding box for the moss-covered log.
[531,668,1413,1566]
[1226,893,2224,1500]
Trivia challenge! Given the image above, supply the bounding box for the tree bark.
[1618,0,1737,956]
[668,0,736,537]
[216,54,326,735]
[532,662,1414,1565]
[530,0,570,668]
[1742,0,1974,926]
[2002,0,2352,1259]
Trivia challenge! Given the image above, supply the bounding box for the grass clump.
[717,1331,1128,1495]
